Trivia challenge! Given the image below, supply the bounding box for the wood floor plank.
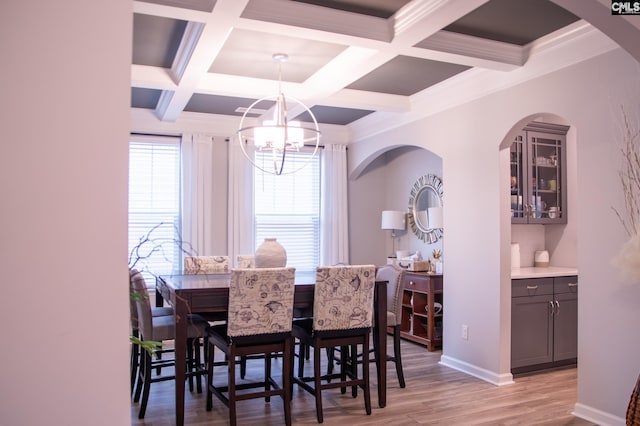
[131,339,595,425]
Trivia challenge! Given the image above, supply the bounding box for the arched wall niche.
[500,112,577,269]
[347,144,444,266]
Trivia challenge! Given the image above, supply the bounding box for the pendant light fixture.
[237,53,321,175]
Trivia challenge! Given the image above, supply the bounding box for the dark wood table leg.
[156,277,187,425]
[174,297,187,426]
[374,280,387,408]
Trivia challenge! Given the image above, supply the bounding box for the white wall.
[349,48,640,424]
[1,1,132,425]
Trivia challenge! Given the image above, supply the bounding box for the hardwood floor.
[131,339,595,425]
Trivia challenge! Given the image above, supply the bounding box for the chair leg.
[394,327,406,388]
[326,346,335,378]
[283,341,293,426]
[313,345,324,423]
[187,338,195,392]
[297,340,305,378]
[130,338,140,396]
[240,356,247,379]
[228,354,238,426]
[133,347,145,403]
[138,350,152,419]
[265,354,272,402]
[362,339,372,416]
[194,338,203,394]
[350,344,358,398]
[206,340,215,411]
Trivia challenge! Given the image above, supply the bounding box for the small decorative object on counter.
[432,249,443,274]
[534,250,549,267]
[255,238,287,267]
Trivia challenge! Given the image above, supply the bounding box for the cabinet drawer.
[405,274,442,293]
[512,278,553,297]
[554,276,578,295]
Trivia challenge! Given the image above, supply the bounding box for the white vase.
[255,238,287,268]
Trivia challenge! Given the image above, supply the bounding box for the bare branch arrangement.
[128,222,195,276]
[612,106,640,283]
[612,106,640,236]
[129,222,196,353]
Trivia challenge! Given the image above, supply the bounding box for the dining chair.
[292,264,376,423]
[206,267,296,426]
[184,256,230,326]
[325,264,407,388]
[184,255,229,274]
[130,269,209,419]
[374,264,407,387]
[129,269,174,395]
[236,254,255,268]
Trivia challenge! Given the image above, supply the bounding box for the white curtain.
[227,138,254,266]
[320,144,350,265]
[181,133,214,256]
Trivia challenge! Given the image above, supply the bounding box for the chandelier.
[237,53,321,175]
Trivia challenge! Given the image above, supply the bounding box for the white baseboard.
[439,356,625,425]
[572,402,625,426]
[439,355,515,386]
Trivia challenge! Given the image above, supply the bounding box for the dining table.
[156,271,388,426]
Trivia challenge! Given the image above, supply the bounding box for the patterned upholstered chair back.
[375,264,406,327]
[227,267,296,337]
[313,265,376,331]
[184,256,229,274]
[236,254,255,269]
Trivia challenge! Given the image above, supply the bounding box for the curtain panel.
[320,144,350,265]
[227,139,254,265]
[181,133,214,257]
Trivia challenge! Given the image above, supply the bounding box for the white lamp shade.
[428,206,443,229]
[381,210,405,230]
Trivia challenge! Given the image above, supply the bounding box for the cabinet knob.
[567,282,577,287]
[409,281,415,286]
[526,285,538,290]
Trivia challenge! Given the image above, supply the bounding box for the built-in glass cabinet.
[510,122,569,224]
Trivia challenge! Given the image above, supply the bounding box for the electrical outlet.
[461,324,468,340]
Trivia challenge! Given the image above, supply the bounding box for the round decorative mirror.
[407,174,443,243]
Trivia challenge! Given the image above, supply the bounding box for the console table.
[400,272,443,351]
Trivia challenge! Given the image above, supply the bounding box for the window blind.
[254,149,320,274]
[128,134,182,281]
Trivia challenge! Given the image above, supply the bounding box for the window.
[128,134,182,280]
[254,149,320,274]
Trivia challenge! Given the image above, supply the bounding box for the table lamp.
[381,210,405,258]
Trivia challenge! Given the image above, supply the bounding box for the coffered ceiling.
[131,0,590,133]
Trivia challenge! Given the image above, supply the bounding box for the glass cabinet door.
[509,122,568,225]
[527,131,565,224]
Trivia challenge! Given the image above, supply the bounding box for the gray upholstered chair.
[376,264,407,388]
[129,269,174,394]
[206,267,296,426]
[292,264,376,423]
[130,269,208,419]
[184,255,229,274]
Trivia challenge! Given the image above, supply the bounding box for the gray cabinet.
[511,275,578,373]
[510,122,569,224]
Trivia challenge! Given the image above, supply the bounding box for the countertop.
[511,266,578,279]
